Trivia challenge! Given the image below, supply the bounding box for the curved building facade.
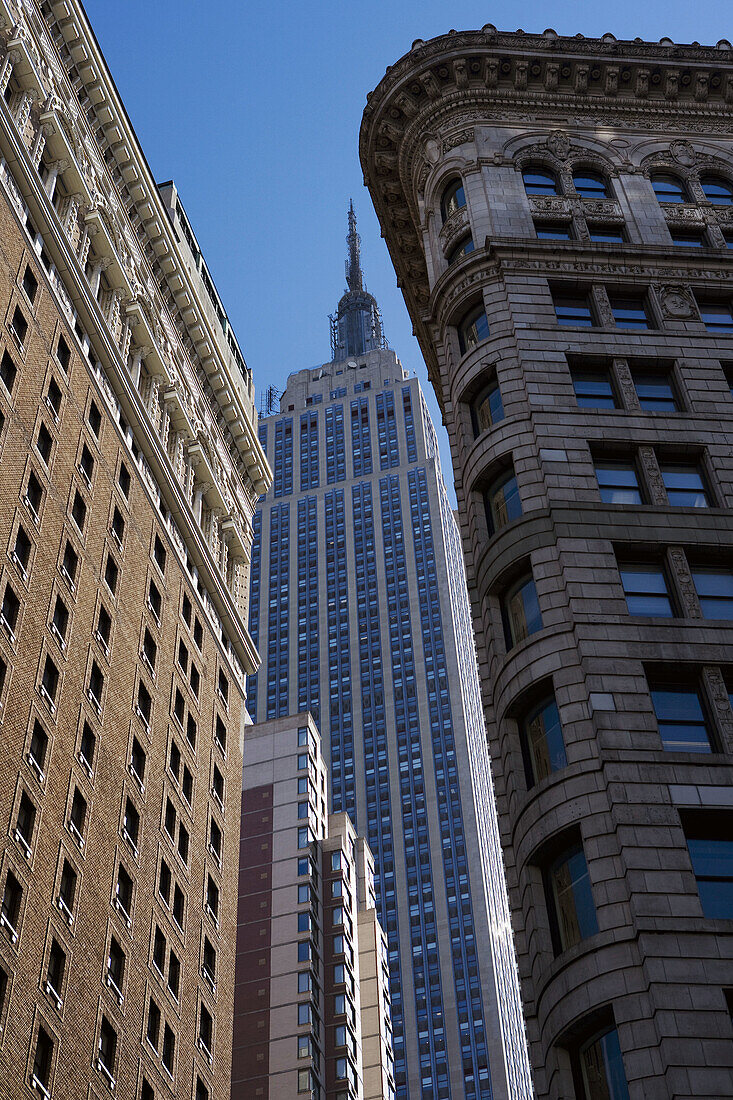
[361,27,733,1100]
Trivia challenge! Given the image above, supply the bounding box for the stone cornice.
[360,28,733,401]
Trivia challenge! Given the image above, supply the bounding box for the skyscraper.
[248,209,532,1100]
[0,4,267,1100]
[360,24,733,1100]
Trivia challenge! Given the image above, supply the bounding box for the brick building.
[0,4,267,1100]
[361,25,733,1100]
[232,712,394,1100]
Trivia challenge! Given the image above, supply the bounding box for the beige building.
[232,712,394,1100]
[0,3,267,1100]
[361,24,733,1100]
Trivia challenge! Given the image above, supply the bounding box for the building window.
[588,226,625,244]
[502,573,542,649]
[594,461,643,505]
[46,376,61,417]
[98,1016,117,1085]
[535,222,572,240]
[691,568,733,619]
[88,400,101,437]
[471,378,504,436]
[36,422,53,465]
[669,229,705,247]
[700,176,733,205]
[31,1026,54,1093]
[573,170,609,198]
[485,469,522,534]
[0,349,17,394]
[619,563,674,617]
[544,838,598,954]
[107,936,125,996]
[573,1025,630,1100]
[56,334,70,372]
[554,294,594,326]
[659,464,709,507]
[697,299,733,331]
[522,167,560,195]
[682,814,733,919]
[650,685,712,753]
[609,296,651,329]
[446,235,475,263]
[632,371,679,412]
[650,172,688,203]
[457,305,489,355]
[572,369,617,409]
[521,694,567,786]
[440,178,466,222]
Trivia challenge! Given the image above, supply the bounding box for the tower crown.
[330,201,387,362]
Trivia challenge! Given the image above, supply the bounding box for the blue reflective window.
[660,464,709,507]
[578,1026,630,1100]
[573,171,609,198]
[535,223,572,240]
[685,824,733,919]
[486,470,521,534]
[523,168,559,195]
[609,296,651,329]
[441,178,466,222]
[523,695,567,785]
[701,176,733,205]
[595,462,642,505]
[572,371,617,409]
[698,300,733,330]
[650,687,712,753]
[554,295,594,326]
[670,229,705,246]
[588,226,625,243]
[633,373,678,412]
[457,306,489,355]
[471,380,504,437]
[447,235,475,263]
[691,569,733,618]
[503,575,542,649]
[619,564,673,617]
[651,173,687,203]
[546,841,598,953]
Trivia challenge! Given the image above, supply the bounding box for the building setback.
[247,208,532,1100]
[0,4,268,1100]
[232,711,394,1100]
[360,23,733,1100]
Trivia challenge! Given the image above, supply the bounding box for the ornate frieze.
[653,284,699,320]
[667,547,703,618]
[528,195,572,220]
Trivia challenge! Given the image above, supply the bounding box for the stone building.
[0,3,267,1100]
[232,711,394,1100]
[360,25,733,1100]
[247,208,532,1100]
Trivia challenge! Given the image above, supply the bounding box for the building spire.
[329,201,387,362]
[346,198,364,293]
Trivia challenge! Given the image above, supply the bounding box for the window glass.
[573,171,609,198]
[572,371,617,409]
[650,173,687,202]
[588,226,624,243]
[619,564,673,617]
[471,380,504,436]
[447,236,475,264]
[684,821,733,919]
[578,1027,630,1100]
[440,179,466,222]
[594,463,642,505]
[650,687,712,753]
[698,300,733,330]
[535,223,572,240]
[632,373,678,412]
[523,695,567,785]
[503,576,542,649]
[609,297,650,329]
[554,296,594,326]
[659,465,709,507]
[700,176,733,205]
[457,307,489,355]
[669,230,705,246]
[546,841,598,953]
[486,471,522,534]
[691,569,733,619]
[522,168,559,195]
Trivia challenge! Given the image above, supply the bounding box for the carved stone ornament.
[612,358,640,410]
[669,139,697,167]
[442,128,475,154]
[638,446,666,505]
[667,547,702,618]
[702,667,733,749]
[528,195,572,219]
[547,129,571,160]
[657,285,697,319]
[438,205,469,248]
[661,203,705,225]
[580,199,624,221]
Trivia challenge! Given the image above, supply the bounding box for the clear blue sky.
[83,0,729,501]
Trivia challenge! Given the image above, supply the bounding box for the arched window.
[446,236,475,265]
[700,175,733,205]
[457,305,489,355]
[440,178,466,222]
[572,169,610,198]
[650,172,688,203]
[522,167,560,196]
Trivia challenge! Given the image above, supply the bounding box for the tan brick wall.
[0,187,243,1100]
